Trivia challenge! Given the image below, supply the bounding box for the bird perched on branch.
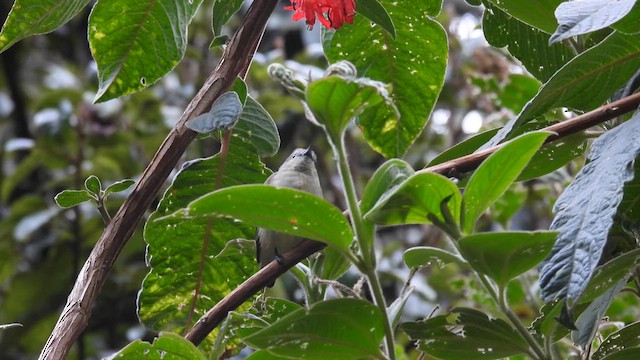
[256,147,323,286]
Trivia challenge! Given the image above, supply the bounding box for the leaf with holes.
[237,299,385,360]
[89,0,204,102]
[401,307,530,360]
[184,185,353,254]
[324,0,447,157]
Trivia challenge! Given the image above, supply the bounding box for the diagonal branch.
[38,1,279,359]
[185,91,640,346]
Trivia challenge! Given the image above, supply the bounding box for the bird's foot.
[274,247,285,265]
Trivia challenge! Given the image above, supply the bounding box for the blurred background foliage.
[0,0,608,358]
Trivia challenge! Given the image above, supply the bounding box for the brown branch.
[38,1,279,359]
[184,91,640,346]
[423,92,640,176]
[185,240,326,345]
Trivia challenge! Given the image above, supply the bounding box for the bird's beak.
[303,146,316,161]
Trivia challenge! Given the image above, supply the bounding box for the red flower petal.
[285,0,356,30]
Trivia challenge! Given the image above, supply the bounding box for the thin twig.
[38,1,279,359]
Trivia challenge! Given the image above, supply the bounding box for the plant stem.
[480,275,548,360]
[333,133,395,360]
[444,231,547,360]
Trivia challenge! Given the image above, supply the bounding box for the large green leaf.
[138,140,270,349]
[485,0,563,34]
[88,0,204,102]
[238,299,385,360]
[400,307,530,360]
[483,4,575,82]
[324,0,447,158]
[0,0,91,53]
[305,75,396,141]
[185,185,353,254]
[462,131,551,234]
[489,31,640,146]
[364,172,461,226]
[540,115,640,304]
[113,332,206,360]
[458,231,557,288]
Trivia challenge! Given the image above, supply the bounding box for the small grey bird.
[256,147,323,282]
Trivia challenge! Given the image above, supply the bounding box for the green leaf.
[489,31,640,146]
[578,248,640,304]
[305,74,396,141]
[0,0,91,53]
[517,133,587,181]
[231,77,248,104]
[84,175,102,194]
[462,131,551,234]
[186,92,243,133]
[54,190,94,209]
[482,4,575,82]
[324,0,447,157]
[458,231,557,288]
[400,307,530,359]
[238,299,385,360]
[358,159,413,267]
[361,159,415,214]
[549,0,636,44]
[531,301,569,342]
[593,322,640,360]
[89,0,204,102]
[104,179,135,196]
[112,332,206,360]
[613,4,640,34]
[212,0,244,39]
[185,185,353,254]
[485,0,563,34]
[316,246,351,281]
[427,129,499,167]
[233,96,280,157]
[573,279,627,348]
[365,172,461,226]
[212,298,302,358]
[600,349,640,360]
[354,0,395,38]
[403,246,470,269]
[139,140,270,349]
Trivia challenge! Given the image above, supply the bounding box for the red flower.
[285,0,356,30]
